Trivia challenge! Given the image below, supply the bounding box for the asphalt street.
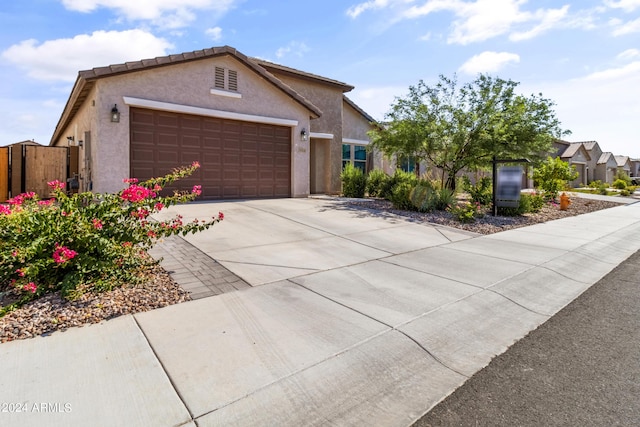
[413,250,640,427]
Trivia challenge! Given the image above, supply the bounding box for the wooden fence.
[0,145,78,202]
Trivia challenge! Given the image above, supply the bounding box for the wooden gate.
[6,145,79,199]
[0,147,7,202]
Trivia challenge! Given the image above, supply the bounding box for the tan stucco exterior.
[53,52,323,197]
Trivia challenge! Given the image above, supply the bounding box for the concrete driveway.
[2,197,639,427]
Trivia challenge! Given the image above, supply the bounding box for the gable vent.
[215,67,225,89]
[228,69,238,91]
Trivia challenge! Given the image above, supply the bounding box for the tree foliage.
[533,156,579,199]
[369,74,569,189]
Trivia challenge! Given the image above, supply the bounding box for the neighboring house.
[596,152,618,184]
[50,46,378,199]
[579,141,603,183]
[614,155,631,177]
[551,140,571,158]
[559,142,590,187]
[630,158,640,178]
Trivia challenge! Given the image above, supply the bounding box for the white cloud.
[275,41,310,59]
[205,26,223,41]
[612,17,640,35]
[346,0,397,19]
[1,30,174,82]
[617,48,640,61]
[581,60,640,81]
[348,0,579,44]
[61,0,237,28]
[458,51,520,75]
[604,0,640,12]
[509,5,569,41]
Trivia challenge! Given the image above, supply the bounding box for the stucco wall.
[270,73,345,194]
[72,55,312,196]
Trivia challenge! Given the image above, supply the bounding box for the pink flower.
[52,244,78,264]
[12,250,19,257]
[121,185,156,203]
[61,211,70,217]
[23,282,37,294]
[191,161,201,168]
[192,185,202,196]
[154,202,164,211]
[47,180,65,190]
[122,242,133,248]
[0,204,11,215]
[218,212,224,220]
[123,178,139,184]
[131,208,150,219]
[153,184,162,192]
[147,230,157,238]
[16,268,25,277]
[92,218,103,230]
[38,200,54,206]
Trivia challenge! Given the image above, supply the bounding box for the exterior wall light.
[300,128,308,141]
[110,104,120,123]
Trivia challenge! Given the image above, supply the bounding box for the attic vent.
[215,66,225,89]
[228,70,238,91]
[214,66,238,92]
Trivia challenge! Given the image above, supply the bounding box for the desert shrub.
[390,181,414,210]
[0,163,222,314]
[533,156,579,200]
[435,188,456,211]
[449,202,481,223]
[409,183,437,212]
[614,170,632,186]
[340,163,366,198]
[462,176,493,206]
[365,169,390,198]
[612,179,627,190]
[497,192,545,216]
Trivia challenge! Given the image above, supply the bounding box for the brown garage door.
[130,108,291,199]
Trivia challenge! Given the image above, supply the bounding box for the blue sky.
[1,0,639,157]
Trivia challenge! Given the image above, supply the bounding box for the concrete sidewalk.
[1,197,639,427]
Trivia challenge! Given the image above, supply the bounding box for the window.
[214,66,239,92]
[398,155,417,174]
[342,144,367,173]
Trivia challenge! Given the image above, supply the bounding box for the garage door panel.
[130,108,290,199]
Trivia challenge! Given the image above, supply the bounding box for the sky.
[0,0,639,157]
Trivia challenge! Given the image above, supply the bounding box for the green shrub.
[435,188,456,211]
[614,170,632,186]
[449,202,481,223]
[365,169,390,198]
[390,181,414,210]
[409,183,437,212]
[462,176,492,206]
[340,163,366,198]
[533,156,579,200]
[0,163,222,314]
[588,180,603,189]
[620,189,630,196]
[497,192,545,216]
[613,179,627,190]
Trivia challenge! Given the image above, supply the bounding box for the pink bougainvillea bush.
[0,162,222,314]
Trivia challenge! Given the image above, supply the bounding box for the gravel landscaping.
[0,195,626,343]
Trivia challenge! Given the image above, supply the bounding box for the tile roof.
[614,155,630,167]
[598,152,615,165]
[52,46,350,144]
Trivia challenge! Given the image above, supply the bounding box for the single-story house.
[614,155,631,177]
[596,152,618,184]
[579,141,602,183]
[630,158,640,178]
[559,142,590,187]
[50,46,378,199]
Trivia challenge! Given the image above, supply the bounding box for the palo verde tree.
[369,74,570,190]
